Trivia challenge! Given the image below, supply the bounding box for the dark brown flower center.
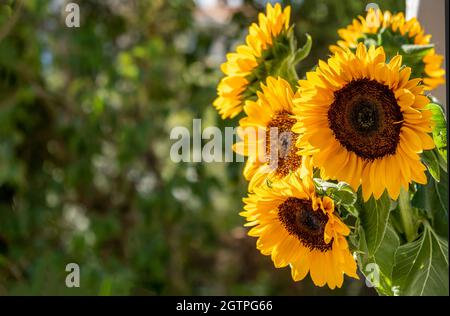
[328,78,403,160]
[265,111,301,177]
[278,197,332,252]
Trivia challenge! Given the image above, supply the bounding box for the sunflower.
[241,172,358,289]
[213,3,291,119]
[330,9,445,90]
[293,43,435,201]
[233,76,312,191]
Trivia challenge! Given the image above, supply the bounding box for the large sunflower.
[213,3,291,119]
[233,76,311,191]
[241,172,358,289]
[293,44,435,201]
[330,9,445,90]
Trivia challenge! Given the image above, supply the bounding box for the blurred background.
[0,0,443,295]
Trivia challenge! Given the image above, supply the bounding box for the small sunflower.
[233,76,311,191]
[241,173,358,289]
[330,9,445,90]
[213,3,291,119]
[293,44,435,201]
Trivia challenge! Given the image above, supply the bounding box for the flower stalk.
[398,187,416,243]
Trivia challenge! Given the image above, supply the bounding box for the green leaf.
[427,102,447,161]
[434,147,448,172]
[422,149,440,181]
[357,224,400,296]
[313,179,357,207]
[313,178,338,191]
[272,41,291,60]
[335,182,357,206]
[412,168,448,239]
[400,44,434,56]
[341,204,359,218]
[391,43,434,79]
[361,33,379,47]
[379,29,410,60]
[357,191,392,256]
[435,168,449,217]
[392,224,449,295]
[373,225,400,282]
[292,33,312,65]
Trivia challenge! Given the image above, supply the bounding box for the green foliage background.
[0,0,407,295]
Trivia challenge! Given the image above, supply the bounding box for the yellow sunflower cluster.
[213,4,442,290]
[214,3,291,119]
[330,9,445,90]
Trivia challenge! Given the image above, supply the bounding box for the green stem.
[286,62,299,86]
[398,187,416,242]
[277,57,298,89]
